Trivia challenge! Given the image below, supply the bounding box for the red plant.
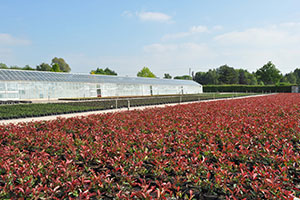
[0,93,299,199]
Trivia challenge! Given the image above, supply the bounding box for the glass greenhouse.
[0,69,202,100]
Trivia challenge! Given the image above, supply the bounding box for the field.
[0,93,299,199]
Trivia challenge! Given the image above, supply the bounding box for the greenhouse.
[0,69,202,100]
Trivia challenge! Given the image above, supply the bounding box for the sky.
[1,0,300,77]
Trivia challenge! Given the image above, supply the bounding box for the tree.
[293,68,300,84]
[137,67,156,78]
[238,69,257,85]
[10,65,22,70]
[249,73,258,85]
[255,61,282,85]
[51,57,71,72]
[37,63,52,71]
[164,73,172,79]
[0,63,8,69]
[23,65,34,71]
[90,67,117,75]
[51,63,61,72]
[216,65,239,84]
[282,72,296,84]
[194,69,219,85]
[174,75,192,80]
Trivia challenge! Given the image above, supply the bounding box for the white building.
[0,69,202,100]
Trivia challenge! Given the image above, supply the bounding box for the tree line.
[1,59,299,85]
[136,62,300,86]
[193,62,298,86]
[0,57,71,72]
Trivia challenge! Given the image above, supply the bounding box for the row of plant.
[0,93,254,120]
[203,84,294,93]
[0,93,299,199]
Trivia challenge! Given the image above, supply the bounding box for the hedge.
[203,85,294,93]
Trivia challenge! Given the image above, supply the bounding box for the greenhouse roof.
[0,69,200,86]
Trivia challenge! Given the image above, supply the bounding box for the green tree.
[293,68,300,84]
[90,67,117,75]
[249,73,258,85]
[163,73,172,79]
[10,65,22,70]
[216,65,239,84]
[23,65,34,71]
[51,63,61,72]
[255,61,282,85]
[137,67,156,78]
[282,72,296,84]
[194,69,219,85]
[37,63,52,71]
[174,75,192,80]
[0,63,8,69]
[194,72,206,84]
[238,69,257,85]
[51,57,71,72]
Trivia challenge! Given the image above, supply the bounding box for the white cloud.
[162,25,208,40]
[190,25,208,33]
[0,33,31,46]
[213,23,300,72]
[137,11,172,22]
[214,28,300,47]
[279,22,300,28]
[123,11,172,23]
[65,22,300,77]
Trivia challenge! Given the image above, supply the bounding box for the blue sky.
[1,0,300,77]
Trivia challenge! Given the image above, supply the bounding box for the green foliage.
[51,57,71,72]
[163,73,172,79]
[217,65,239,84]
[281,72,297,84]
[174,75,192,80]
[36,63,52,71]
[194,69,219,85]
[255,61,282,85]
[10,65,22,70]
[90,67,117,75]
[23,65,34,71]
[0,63,8,69]
[137,67,156,78]
[238,69,257,85]
[51,63,61,72]
[203,85,293,93]
[292,68,300,84]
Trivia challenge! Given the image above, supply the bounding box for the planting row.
[0,93,253,120]
[0,93,299,199]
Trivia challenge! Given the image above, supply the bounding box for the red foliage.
[0,94,299,199]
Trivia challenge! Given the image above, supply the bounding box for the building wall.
[0,81,202,100]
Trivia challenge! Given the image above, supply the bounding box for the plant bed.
[0,93,299,199]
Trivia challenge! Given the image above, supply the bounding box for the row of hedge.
[0,93,254,120]
[203,85,295,93]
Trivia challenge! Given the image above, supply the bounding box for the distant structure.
[0,69,202,100]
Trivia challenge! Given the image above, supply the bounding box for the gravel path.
[0,94,275,125]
